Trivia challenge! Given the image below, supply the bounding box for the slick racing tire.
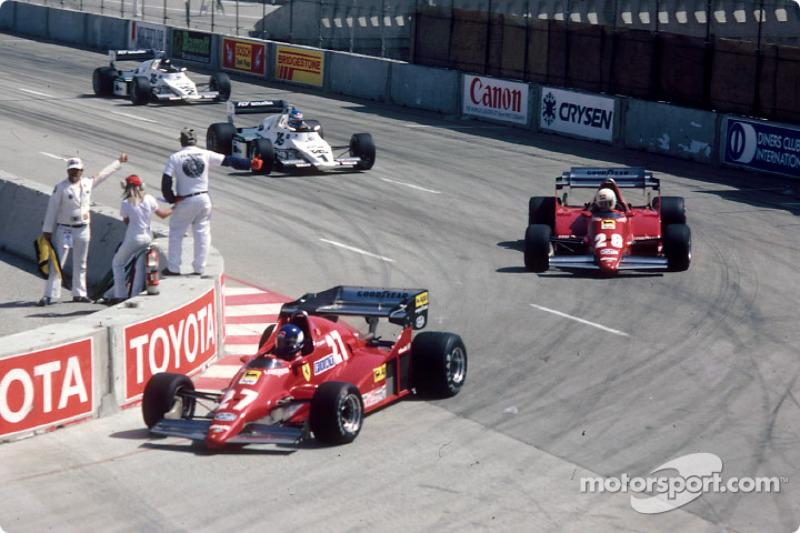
[663,223,692,272]
[250,138,274,175]
[528,196,556,228]
[131,76,152,105]
[206,122,236,155]
[92,67,116,96]
[310,382,364,445]
[142,372,196,429]
[655,196,686,227]
[411,331,468,398]
[350,133,376,170]
[524,224,551,273]
[210,72,231,102]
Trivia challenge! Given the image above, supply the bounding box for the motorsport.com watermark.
[580,453,787,514]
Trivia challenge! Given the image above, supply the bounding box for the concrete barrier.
[0,174,224,443]
[328,51,393,102]
[389,62,461,115]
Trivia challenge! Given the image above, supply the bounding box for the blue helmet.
[275,324,304,357]
[288,109,304,129]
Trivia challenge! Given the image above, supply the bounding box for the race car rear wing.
[556,167,660,190]
[226,99,291,123]
[279,286,430,330]
[108,49,162,68]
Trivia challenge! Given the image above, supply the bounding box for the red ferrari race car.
[142,286,467,449]
[524,167,691,274]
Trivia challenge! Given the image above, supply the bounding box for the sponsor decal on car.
[415,291,429,307]
[239,370,261,385]
[601,220,616,229]
[363,384,387,409]
[601,249,619,255]
[373,364,386,382]
[314,354,337,375]
[214,412,237,422]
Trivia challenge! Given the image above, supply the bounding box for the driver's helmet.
[288,109,304,129]
[595,188,616,211]
[274,324,304,358]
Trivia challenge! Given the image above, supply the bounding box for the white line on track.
[380,177,441,194]
[18,88,53,97]
[111,111,158,123]
[319,239,395,262]
[40,152,66,161]
[530,304,630,337]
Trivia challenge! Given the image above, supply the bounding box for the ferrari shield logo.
[373,364,386,382]
[302,363,311,382]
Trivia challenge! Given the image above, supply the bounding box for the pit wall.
[0,173,226,442]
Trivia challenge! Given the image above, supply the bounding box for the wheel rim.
[339,394,362,434]
[447,347,467,386]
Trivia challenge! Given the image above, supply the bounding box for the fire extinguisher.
[145,245,160,295]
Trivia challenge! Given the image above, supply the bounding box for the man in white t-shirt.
[161,128,262,276]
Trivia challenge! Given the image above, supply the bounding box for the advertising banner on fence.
[276,45,324,87]
[172,30,212,64]
[129,21,167,51]
[222,38,266,76]
[540,87,615,142]
[462,75,529,126]
[0,338,94,438]
[123,288,217,401]
[724,117,800,179]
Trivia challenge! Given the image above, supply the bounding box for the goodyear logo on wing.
[314,355,336,375]
[373,364,386,382]
[601,220,616,229]
[239,370,261,385]
[415,292,429,307]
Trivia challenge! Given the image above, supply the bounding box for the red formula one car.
[142,286,467,449]
[524,167,691,274]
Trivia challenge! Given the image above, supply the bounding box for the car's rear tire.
[411,331,467,398]
[663,223,692,272]
[350,133,376,170]
[249,138,274,175]
[656,196,686,226]
[92,67,116,96]
[142,372,196,429]
[310,382,363,445]
[206,122,235,155]
[524,224,551,273]
[131,77,151,105]
[528,196,556,227]
[210,72,231,102]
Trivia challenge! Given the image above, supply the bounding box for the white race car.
[92,49,231,105]
[206,100,376,175]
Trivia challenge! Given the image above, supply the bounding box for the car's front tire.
[210,72,231,102]
[310,382,363,445]
[350,133,376,170]
[131,77,151,105]
[411,331,467,398]
[92,67,116,96]
[664,223,692,272]
[250,138,274,175]
[206,122,235,155]
[142,372,196,429]
[524,224,551,273]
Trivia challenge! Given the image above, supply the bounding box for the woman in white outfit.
[111,175,172,303]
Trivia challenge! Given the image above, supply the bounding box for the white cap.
[67,157,84,170]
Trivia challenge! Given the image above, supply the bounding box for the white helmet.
[595,188,616,211]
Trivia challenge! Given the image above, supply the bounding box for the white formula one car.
[92,49,231,105]
[206,99,376,175]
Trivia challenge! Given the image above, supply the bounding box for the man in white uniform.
[161,128,261,275]
[39,152,129,306]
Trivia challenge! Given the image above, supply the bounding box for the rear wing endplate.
[556,167,659,190]
[227,99,291,123]
[279,286,429,330]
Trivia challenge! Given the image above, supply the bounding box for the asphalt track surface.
[1,33,800,533]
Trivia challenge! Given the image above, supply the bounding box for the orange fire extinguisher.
[145,245,160,295]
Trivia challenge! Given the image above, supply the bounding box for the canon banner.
[462,75,529,126]
[0,338,94,438]
[540,87,615,142]
[124,289,217,401]
[222,38,266,75]
[276,46,324,87]
[724,118,800,179]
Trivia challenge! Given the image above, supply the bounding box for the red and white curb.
[193,280,291,391]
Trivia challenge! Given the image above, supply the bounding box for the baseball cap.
[180,128,197,145]
[67,157,84,170]
[125,174,142,187]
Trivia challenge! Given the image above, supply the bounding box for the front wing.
[151,418,305,445]
[550,255,668,270]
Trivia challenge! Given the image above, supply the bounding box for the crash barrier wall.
[0,174,226,442]
[413,11,800,126]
